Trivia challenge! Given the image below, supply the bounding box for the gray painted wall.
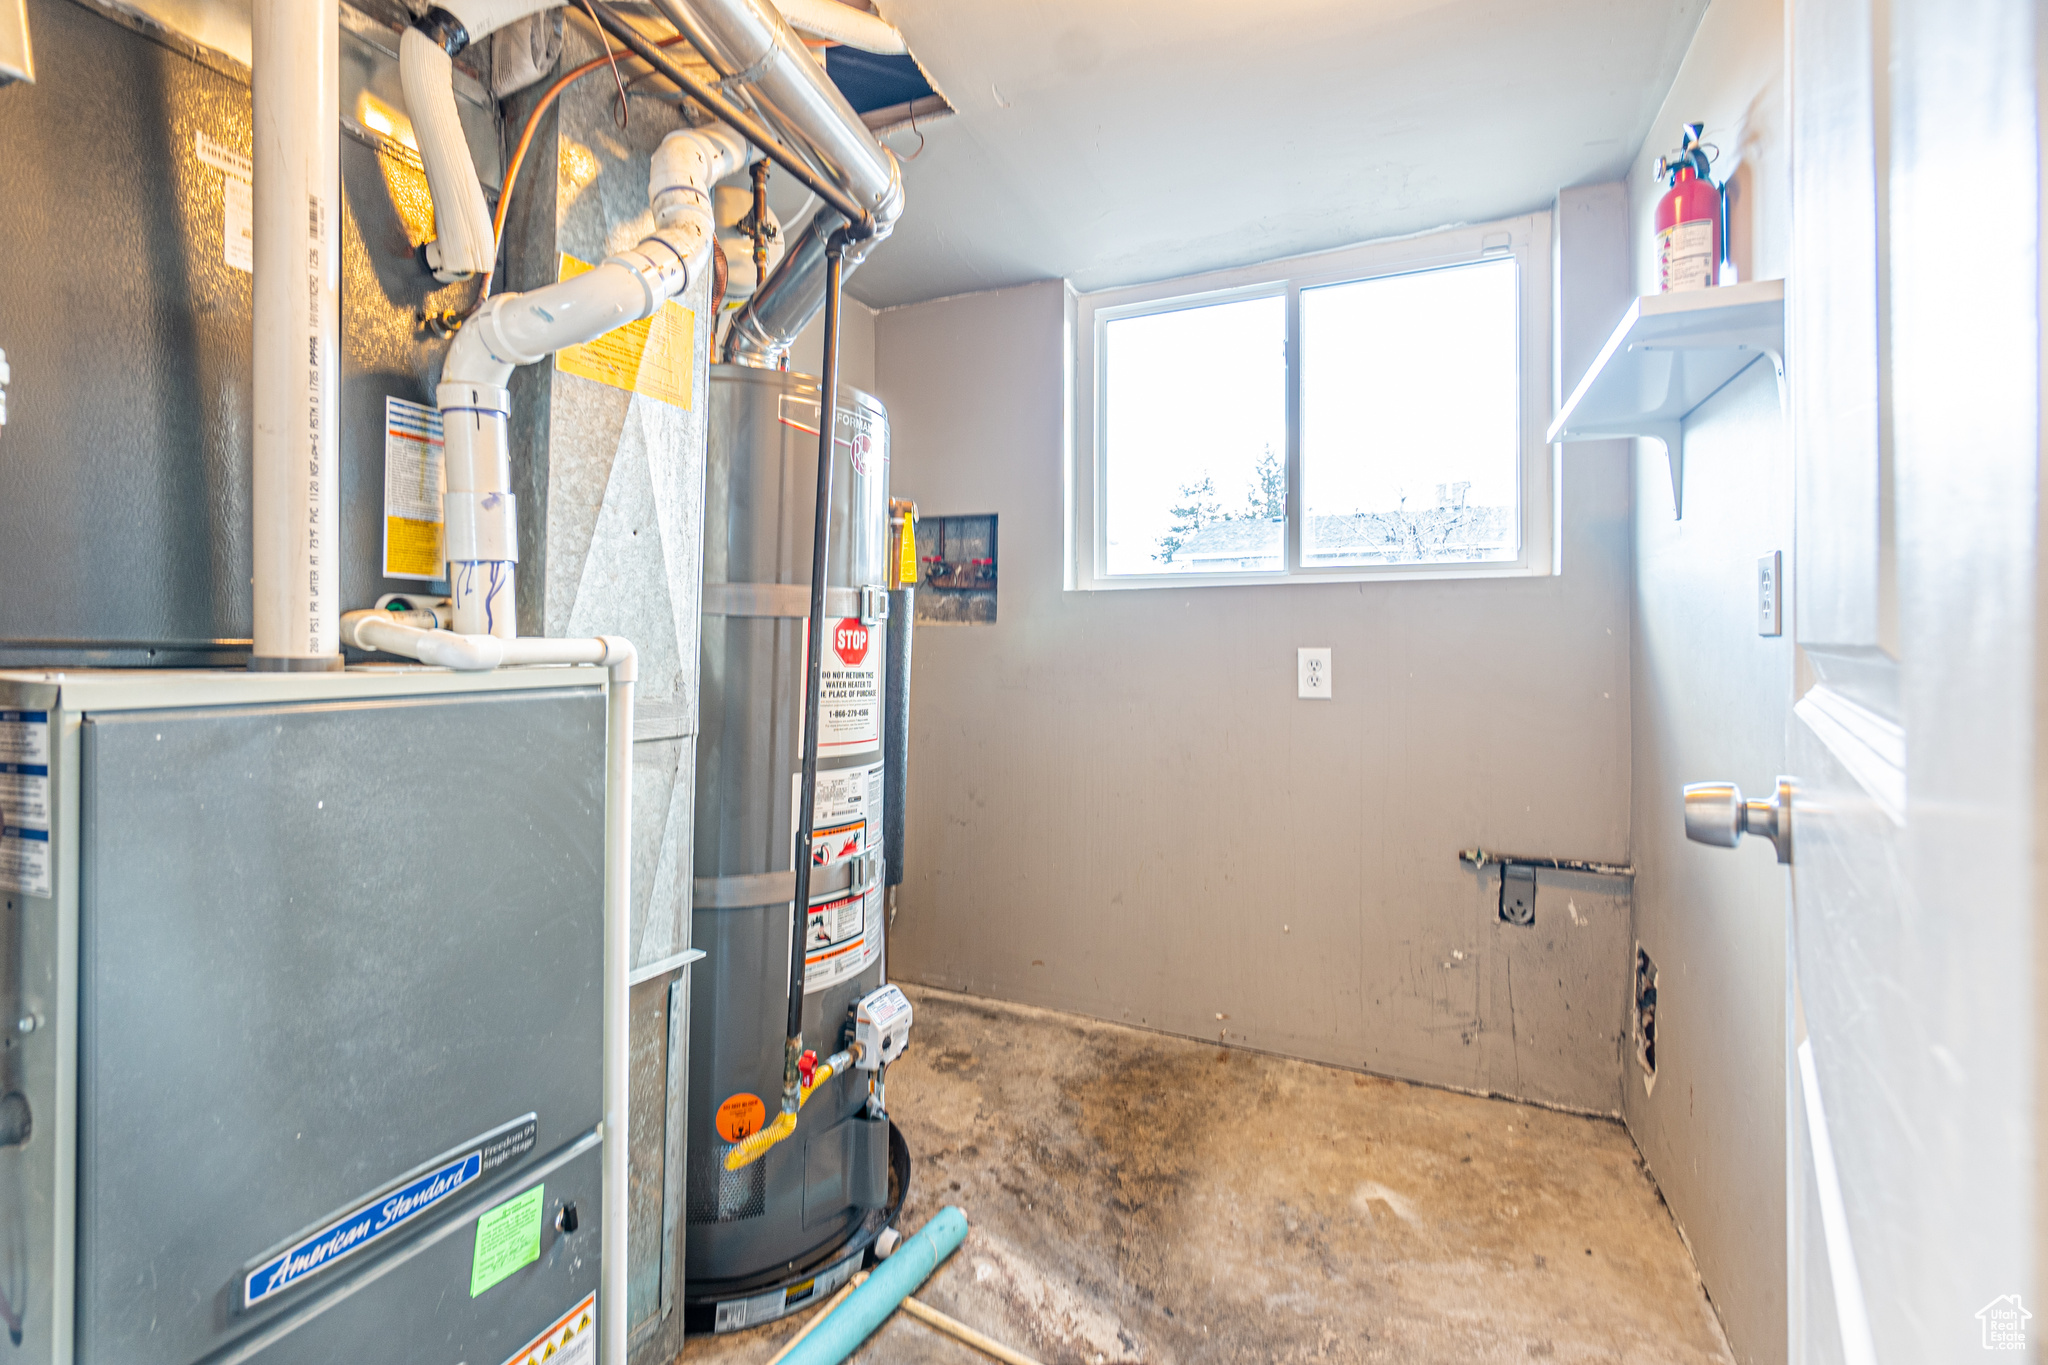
[1619,0,1792,1360]
[873,279,1636,1115]
[789,296,878,396]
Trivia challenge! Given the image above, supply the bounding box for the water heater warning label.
[791,762,885,993]
[819,618,880,750]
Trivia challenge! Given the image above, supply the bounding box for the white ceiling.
[840,0,1708,309]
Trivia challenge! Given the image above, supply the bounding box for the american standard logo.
[243,1114,538,1309]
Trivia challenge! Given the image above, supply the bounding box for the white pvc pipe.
[432,125,740,635]
[599,646,636,1365]
[251,0,340,668]
[439,379,520,638]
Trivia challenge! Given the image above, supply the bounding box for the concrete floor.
[685,986,1735,1365]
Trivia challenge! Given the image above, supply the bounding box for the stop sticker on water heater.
[818,617,881,750]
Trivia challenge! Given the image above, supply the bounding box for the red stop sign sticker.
[833,618,869,666]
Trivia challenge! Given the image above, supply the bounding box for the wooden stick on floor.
[898,1295,1047,1365]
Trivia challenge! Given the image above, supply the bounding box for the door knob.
[1683,777,1794,864]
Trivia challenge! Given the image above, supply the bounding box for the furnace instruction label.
[242,1113,536,1308]
[471,1182,545,1296]
[0,712,51,898]
[0,711,48,766]
[194,131,254,274]
[0,826,49,899]
[504,1292,597,1365]
[554,255,695,409]
[382,396,445,580]
[223,176,254,273]
[0,763,50,829]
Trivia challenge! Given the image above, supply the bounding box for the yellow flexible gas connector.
[724,1045,858,1171]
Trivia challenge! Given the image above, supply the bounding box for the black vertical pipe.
[882,586,914,886]
[785,233,849,1059]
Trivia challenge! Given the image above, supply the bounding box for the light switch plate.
[1297,647,1331,699]
[1758,551,1782,636]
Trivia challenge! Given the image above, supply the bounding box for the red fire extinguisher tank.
[1655,123,1722,293]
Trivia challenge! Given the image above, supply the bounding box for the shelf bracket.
[1545,281,1786,524]
[1637,421,1686,519]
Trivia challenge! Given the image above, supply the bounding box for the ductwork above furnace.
[647,0,904,368]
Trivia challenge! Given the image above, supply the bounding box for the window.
[1072,215,1553,588]
[1102,297,1286,575]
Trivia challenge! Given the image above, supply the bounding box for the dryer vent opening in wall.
[1634,944,1659,1095]
[914,514,996,625]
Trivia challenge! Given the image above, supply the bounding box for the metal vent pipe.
[647,0,904,367]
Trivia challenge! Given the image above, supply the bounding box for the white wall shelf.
[1546,278,1785,518]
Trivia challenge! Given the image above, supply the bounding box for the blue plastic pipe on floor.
[780,1206,970,1365]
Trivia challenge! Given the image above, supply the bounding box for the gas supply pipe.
[722,1041,860,1170]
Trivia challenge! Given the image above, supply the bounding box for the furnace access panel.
[0,671,609,1364]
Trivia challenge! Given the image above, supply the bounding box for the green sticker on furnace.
[471,1182,545,1296]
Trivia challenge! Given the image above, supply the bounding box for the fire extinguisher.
[1654,122,1724,293]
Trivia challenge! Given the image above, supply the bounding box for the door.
[1775,0,2041,1360]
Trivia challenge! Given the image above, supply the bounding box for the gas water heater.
[685,367,910,1332]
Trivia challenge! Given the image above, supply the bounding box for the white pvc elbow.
[430,124,747,637]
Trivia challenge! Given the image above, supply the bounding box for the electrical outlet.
[1757,550,1782,636]
[1297,647,1331,699]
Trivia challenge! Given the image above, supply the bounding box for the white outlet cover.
[1298,647,1332,699]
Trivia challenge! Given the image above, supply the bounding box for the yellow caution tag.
[553,254,695,410]
[898,509,916,588]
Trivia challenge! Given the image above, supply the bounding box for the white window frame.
[1068,212,1554,590]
